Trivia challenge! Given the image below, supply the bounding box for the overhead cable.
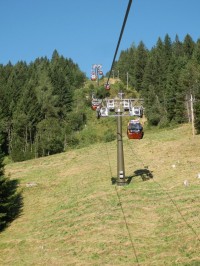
[106,0,133,86]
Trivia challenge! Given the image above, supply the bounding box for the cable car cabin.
[127,120,144,140]
[98,70,103,75]
[130,106,143,117]
[91,99,102,111]
[106,99,115,111]
[91,74,97,81]
[100,107,108,117]
[122,99,130,111]
[104,83,110,90]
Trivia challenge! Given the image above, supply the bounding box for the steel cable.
[106,0,133,87]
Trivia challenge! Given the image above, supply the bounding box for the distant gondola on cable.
[98,70,103,75]
[91,72,97,81]
[127,120,144,140]
[91,98,102,111]
[104,83,110,90]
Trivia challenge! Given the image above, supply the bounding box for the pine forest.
[1,34,200,162]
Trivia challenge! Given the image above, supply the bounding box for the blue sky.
[1,0,200,77]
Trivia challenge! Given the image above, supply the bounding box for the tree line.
[0,50,87,162]
[115,33,200,129]
[1,34,200,164]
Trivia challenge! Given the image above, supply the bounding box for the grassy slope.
[0,123,200,265]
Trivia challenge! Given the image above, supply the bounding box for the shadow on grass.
[127,168,153,184]
[111,168,153,185]
[111,177,117,185]
[0,179,23,232]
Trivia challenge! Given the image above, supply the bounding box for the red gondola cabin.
[104,83,110,90]
[91,72,96,81]
[91,99,102,111]
[127,120,144,140]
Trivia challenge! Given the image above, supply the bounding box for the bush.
[103,130,116,142]
[79,128,98,146]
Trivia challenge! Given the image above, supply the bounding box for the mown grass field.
[0,123,200,265]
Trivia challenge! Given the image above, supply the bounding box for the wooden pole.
[191,93,195,137]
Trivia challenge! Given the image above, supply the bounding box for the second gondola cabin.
[91,72,97,81]
[91,99,102,111]
[127,120,144,140]
[104,83,110,90]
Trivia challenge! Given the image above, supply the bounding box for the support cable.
[106,0,133,86]
[105,143,140,265]
[126,139,200,242]
[114,185,140,265]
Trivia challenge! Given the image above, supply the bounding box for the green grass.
[0,123,200,265]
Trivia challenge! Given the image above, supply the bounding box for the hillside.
[0,123,200,265]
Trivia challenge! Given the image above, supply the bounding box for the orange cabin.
[127,120,144,140]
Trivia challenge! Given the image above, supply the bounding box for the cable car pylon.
[116,103,126,186]
[93,0,133,185]
[96,92,144,186]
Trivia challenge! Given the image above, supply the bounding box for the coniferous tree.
[49,51,74,118]
[192,38,200,64]
[163,34,172,65]
[176,61,200,124]
[141,41,167,126]
[127,44,137,88]
[165,56,180,122]
[173,34,184,58]
[116,50,130,83]
[0,142,6,228]
[0,139,22,230]
[117,44,137,86]
[36,118,63,156]
[183,34,195,59]
[191,39,200,133]
[142,52,160,125]
[194,92,200,134]
[10,83,42,161]
[134,41,148,91]
[165,40,187,124]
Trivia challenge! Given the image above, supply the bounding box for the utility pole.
[186,95,191,123]
[112,70,115,79]
[190,93,195,137]
[127,72,129,90]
